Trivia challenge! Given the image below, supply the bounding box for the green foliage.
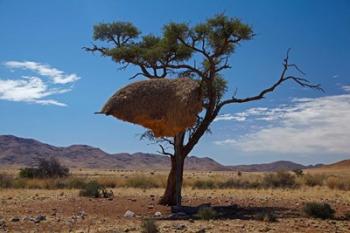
[93,22,140,44]
[19,157,69,179]
[89,14,254,81]
[262,171,297,188]
[303,202,335,219]
[195,207,218,220]
[141,219,159,233]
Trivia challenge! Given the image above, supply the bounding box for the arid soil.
[1,187,349,233]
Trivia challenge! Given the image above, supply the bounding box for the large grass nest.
[100,78,203,137]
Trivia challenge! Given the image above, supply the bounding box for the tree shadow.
[165,203,300,221]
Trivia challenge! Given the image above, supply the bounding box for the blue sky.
[0,0,349,165]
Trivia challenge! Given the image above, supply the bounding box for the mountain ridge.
[0,135,334,171]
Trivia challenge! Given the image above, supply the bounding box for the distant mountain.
[226,160,322,172]
[0,135,327,171]
[313,159,350,170]
[0,135,225,170]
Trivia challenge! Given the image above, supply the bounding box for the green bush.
[303,202,335,219]
[262,171,296,188]
[141,219,159,233]
[79,181,103,198]
[79,181,113,198]
[195,207,218,220]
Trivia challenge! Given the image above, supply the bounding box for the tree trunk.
[159,133,185,206]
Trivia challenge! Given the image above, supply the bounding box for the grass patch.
[124,176,160,189]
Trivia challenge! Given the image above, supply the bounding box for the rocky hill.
[0,135,225,170]
[0,135,328,171]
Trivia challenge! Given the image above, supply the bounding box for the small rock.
[174,223,186,230]
[148,205,154,209]
[0,218,5,226]
[10,216,20,222]
[124,210,135,218]
[32,215,46,223]
[154,211,162,217]
[196,228,206,233]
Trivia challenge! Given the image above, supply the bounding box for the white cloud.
[4,61,80,84]
[0,76,68,106]
[214,94,350,155]
[0,60,80,106]
[342,85,350,92]
[214,114,246,122]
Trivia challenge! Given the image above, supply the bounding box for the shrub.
[79,181,103,198]
[303,202,335,219]
[79,181,113,198]
[293,169,304,177]
[302,174,324,187]
[344,211,350,220]
[19,157,69,179]
[262,171,296,188]
[141,219,159,233]
[254,211,277,222]
[325,176,350,191]
[124,176,160,189]
[0,173,13,188]
[195,207,218,220]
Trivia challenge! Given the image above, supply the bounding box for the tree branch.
[158,144,173,157]
[216,49,322,112]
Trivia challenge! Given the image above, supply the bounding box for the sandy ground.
[1,187,350,233]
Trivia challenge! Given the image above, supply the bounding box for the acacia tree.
[85,14,321,206]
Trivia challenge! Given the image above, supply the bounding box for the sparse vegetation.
[195,207,218,220]
[141,219,159,233]
[325,176,350,191]
[19,157,69,179]
[293,169,304,177]
[300,174,324,187]
[262,171,297,188]
[303,202,335,219]
[124,176,161,189]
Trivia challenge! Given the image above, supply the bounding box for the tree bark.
[159,145,185,206]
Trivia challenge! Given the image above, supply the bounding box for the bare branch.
[129,72,144,80]
[157,144,173,157]
[216,49,322,112]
